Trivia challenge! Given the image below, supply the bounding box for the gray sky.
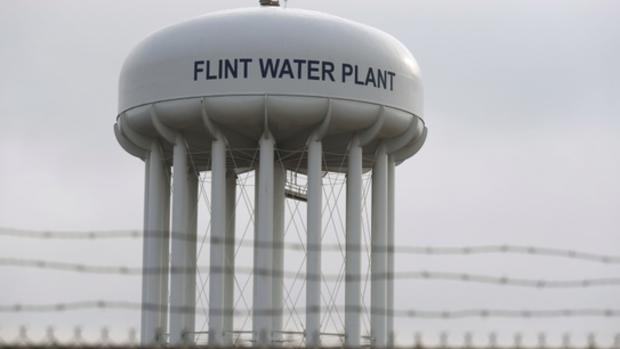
[0,0,619,345]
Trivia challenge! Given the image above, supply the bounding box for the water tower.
[114,1,426,347]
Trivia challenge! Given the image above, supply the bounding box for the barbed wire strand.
[1,227,619,264]
[1,258,619,289]
[1,327,619,348]
[1,301,620,319]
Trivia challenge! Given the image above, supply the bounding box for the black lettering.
[193,60,204,81]
[322,61,335,81]
[354,65,365,85]
[366,68,377,88]
[259,58,281,78]
[206,60,217,80]
[293,59,307,79]
[239,58,253,78]
[342,63,353,82]
[307,60,320,80]
[377,69,387,89]
[195,57,393,91]
[224,59,238,79]
[278,59,295,79]
[388,71,396,91]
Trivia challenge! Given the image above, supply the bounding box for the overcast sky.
[0,0,619,346]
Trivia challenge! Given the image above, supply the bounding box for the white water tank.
[114,3,426,347]
[117,6,425,169]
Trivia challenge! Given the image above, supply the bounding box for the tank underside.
[117,94,425,172]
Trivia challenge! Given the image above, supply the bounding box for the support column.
[185,170,198,344]
[253,133,274,345]
[306,139,322,348]
[223,170,237,345]
[160,155,171,344]
[345,138,362,347]
[272,163,286,344]
[169,137,192,345]
[141,143,170,345]
[387,156,395,345]
[371,145,388,347]
[209,137,227,345]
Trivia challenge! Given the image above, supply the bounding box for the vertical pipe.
[272,162,286,344]
[142,150,153,343]
[223,170,237,345]
[253,133,274,345]
[306,139,322,348]
[209,137,227,345]
[371,145,388,347]
[169,137,191,345]
[141,143,170,345]
[142,147,152,340]
[185,170,198,344]
[387,156,395,345]
[252,165,259,342]
[160,164,171,343]
[345,138,362,347]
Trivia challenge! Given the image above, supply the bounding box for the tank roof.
[119,7,423,118]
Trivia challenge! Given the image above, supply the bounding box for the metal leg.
[169,137,192,345]
[141,143,170,345]
[253,133,275,345]
[159,155,171,345]
[306,139,322,348]
[223,170,237,345]
[387,155,395,345]
[345,138,362,347]
[272,162,286,344]
[371,145,388,347]
[209,137,227,345]
[185,170,198,344]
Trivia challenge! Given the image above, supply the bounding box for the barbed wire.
[0,325,138,346]
[0,300,619,319]
[1,227,619,265]
[0,227,143,240]
[0,327,618,348]
[1,257,619,288]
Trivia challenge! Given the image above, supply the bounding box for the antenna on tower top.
[259,0,280,6]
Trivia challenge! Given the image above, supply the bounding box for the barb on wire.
[0,227,142,240]
[1,227,619,264]
[1,327,618,348]
[1,257,620,289]
[396,245,620,265]
[1,301,619,319]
